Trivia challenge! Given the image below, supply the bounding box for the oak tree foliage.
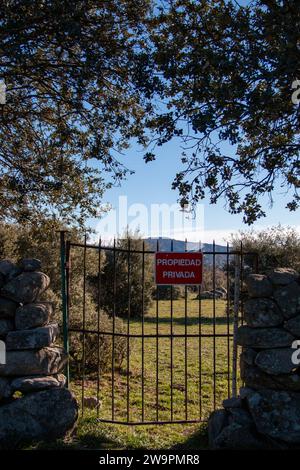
[0,0,154,226]
[145,0,300,223]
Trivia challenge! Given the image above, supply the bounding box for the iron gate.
[60,233,258,425]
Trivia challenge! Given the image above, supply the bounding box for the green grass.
[29,297,237,450]
[56,297,238,450]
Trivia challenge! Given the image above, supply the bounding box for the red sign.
[155,252,203,285]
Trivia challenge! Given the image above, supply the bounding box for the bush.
[154,285,184,300]
[231,225,300,273]
[66,287,126,376]
[99,233,154,318]
[69,315,126,377]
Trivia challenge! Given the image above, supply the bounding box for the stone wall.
[0,259,78,448]
[209,268,300,449]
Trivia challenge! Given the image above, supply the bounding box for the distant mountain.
[144,237,228,267]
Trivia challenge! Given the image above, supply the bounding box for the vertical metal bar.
[59,230,70,387]
[112,238,116,421]
[126,238,131,422]
[254,252,259,273]
[226,242,230,399]
[81,233,87,416]
[212,240,216,410]
[232,252,241,397]
[156,239,159,422]
[170,239,174,421]
[65,240,71,388]
[198,241,202,419]
[184,238,188,421]
[97,238,102,418]
[141,240,145,422]
[240,242,244,325]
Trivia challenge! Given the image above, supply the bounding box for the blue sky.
[90,136,299,244]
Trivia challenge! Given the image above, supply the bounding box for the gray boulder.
[268,268,299,286]
[241,362,277,389]
[245,274,273,298]
[240,348,257,366]
[208,409,228,449]
[19,258,42,272]
[237,326,294,349]
[0,260,21,281]
[274,282,300,319]
[273,373,300,391]
[0,319,14,338]
[284,314,300,336]
[6,324,59,351]
[200,291,214,299]
[239,387,255,399]
[241,362,300,392]
[0,297,18,319]
[223,397,243,409]
[0,273,4,289]
[0,388,78,447]
[0,378,11,400]
[1,271,50,304]
[247,389,300,443]
[228,408,253,427]
[11,374,66,393]
[244,298,283,328]
[15,302,53,330]
[255,348,297,375]
[0,347,67,376]
[213,421,269,450]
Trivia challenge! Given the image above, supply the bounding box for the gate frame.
[59,233,258,425]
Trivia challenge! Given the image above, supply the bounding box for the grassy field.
[51,296,238,450]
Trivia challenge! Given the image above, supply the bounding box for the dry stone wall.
[0,258,78,448]
[209,268,300,449]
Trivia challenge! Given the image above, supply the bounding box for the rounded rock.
[0,318,14,339]
[237,326,294,349]
[274,282,300,319]
[19,258,42,272]
[244,298,283,327]
[11,374,66,393]
[268,268,299,286]
[0,388,78,447]
[15,302,53,330]
[0,378,11,400]
[255,348,297,375]
[0,260,20,280]
[247,389,300,443]
[284,314,300,336]
[245,274,273,298]
[1,272,50,304]
[0,297,18,319]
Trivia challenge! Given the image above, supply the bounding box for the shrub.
[154,285,184,300]
[67,288,126,376]
[99,233,154,318]
[231,225,300,273]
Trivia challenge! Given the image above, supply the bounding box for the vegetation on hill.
[231,225,300,273]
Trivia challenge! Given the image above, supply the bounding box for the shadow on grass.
[29,418,124,450]
[171,422,209,450]
[22,418,209,451]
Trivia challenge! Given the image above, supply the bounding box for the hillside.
[144,237,229,267]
